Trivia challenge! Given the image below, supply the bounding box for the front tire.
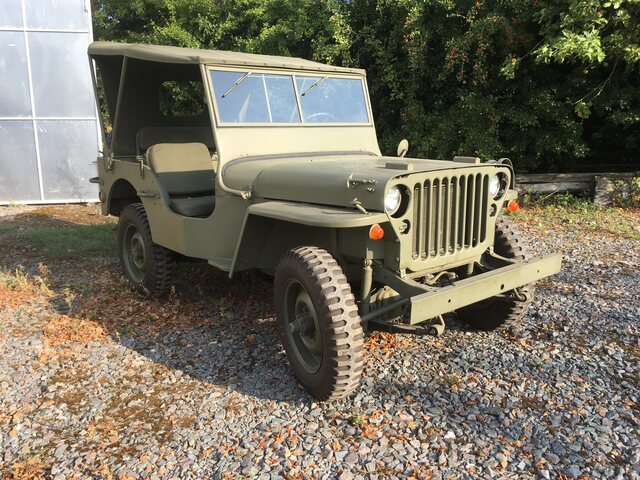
[457,218,534,331]
[275,247,364,401]
[117,203,175,296]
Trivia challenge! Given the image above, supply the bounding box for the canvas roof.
[88,42,365,75]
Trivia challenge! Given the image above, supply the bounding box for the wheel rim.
[283,279,322,374]
[122,223,146,284]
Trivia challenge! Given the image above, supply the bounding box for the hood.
[222,153,482,211]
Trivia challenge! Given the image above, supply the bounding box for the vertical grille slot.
[450,177,459,252]
[432,178,440,256]
[458,175,467,249]
[422,180,429,257]
[465,174,475,248]
[480,175,489,242]
[441,177,449,254]
[412,183,421,259]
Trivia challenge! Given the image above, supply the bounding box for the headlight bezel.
[489,172,508,200]
[384,185,412,218]
[384,186,402,215]
[489,175,501,198]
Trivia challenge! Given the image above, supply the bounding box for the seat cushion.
[169,195,215,218]
[147,143,215,196]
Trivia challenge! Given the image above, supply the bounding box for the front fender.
[229,201,388,276]
[246,201,387,228]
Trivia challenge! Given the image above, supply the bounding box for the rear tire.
[457,218,534,331]
[117,203,175,296]
[275,247,364,401]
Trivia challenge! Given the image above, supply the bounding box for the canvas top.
[88,41,365,75]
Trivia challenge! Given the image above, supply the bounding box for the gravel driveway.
[0,205,638,480]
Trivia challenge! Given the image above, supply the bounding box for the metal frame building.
[0,0,100,204]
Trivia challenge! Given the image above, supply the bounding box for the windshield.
[210,70,370,125]
[296,76,368,123]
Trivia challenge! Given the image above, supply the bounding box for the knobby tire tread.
[118,203,175,296]
[275,247,364,401]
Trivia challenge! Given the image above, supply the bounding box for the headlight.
[489,175,501,198]
[385,186,401,214]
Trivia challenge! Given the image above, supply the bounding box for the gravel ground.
[0,205,639,479]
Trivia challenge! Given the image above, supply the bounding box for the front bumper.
[368,253,562,324]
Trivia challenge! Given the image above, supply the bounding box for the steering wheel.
[305,112,337,122]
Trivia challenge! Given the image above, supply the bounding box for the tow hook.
[510,288,530,302]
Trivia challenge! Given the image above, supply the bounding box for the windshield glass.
[210,70,369,125]
[211,71,301,123]
[296,76,368,123]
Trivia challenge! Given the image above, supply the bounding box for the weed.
[34,263,53,296]
[61,287,76,310]
[610,176,640,207]
[116,324,134,338]
[349,413,364,426]
[68,280,96,299]
[443,373,460,387]
[218,297,228,316]
[3,266,30,290]
[518,191,591,208]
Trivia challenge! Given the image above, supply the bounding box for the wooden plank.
[518,182,591,194]
[516,172,639,184]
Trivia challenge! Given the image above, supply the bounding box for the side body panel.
[98,158,246,269]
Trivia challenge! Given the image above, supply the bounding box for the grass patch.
[513,192,640,240]
[0,224,15,235]
[25,224,116,258]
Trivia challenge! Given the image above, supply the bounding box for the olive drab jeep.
[88,42,562,401]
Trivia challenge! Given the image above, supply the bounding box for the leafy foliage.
[92,0,640,172]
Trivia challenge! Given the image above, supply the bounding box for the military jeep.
[88,42,561,401]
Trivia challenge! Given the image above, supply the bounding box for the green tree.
[92,0,640,172]
[347,0,639,171]
[92,0,352,64]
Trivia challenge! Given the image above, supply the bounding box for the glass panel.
[211,70,300,123]
[29,32,96,117]
[0,32,32,116]
[297,77,369,123]
[0,121,41,202]
[211,71,269,123]
[265,75,300,123]
[37,120,99,200]
[0,0,24,28]
[24,0,88,30]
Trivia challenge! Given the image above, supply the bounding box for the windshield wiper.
[301,76,328,96]
[221,71,252,98]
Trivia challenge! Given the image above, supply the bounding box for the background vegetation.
[92,0,640,173]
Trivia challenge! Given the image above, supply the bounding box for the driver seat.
[146,142,216,218]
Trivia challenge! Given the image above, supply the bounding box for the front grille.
[410,173,489,259]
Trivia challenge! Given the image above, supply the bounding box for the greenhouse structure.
[0,0,100,204]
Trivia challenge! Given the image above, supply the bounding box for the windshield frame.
[205,66,373,128]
